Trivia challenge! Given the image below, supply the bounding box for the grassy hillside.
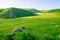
[0,12,60,40]
[22,8,40,13]
[0,8,60,40]
[0,9,4,12]
[0,8,37,18]
[48,9,60,13]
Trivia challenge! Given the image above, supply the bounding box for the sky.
[0,0,60,10]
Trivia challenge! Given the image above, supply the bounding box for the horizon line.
[0,7,60,10]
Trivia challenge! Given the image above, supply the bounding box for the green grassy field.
[0,12,60,40]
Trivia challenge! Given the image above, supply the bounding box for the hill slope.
[0,13,60,40]
[22,8,40,13]
[0,8,36,18]
[48,9,60,13]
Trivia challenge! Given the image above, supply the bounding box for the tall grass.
[0,13,60,40]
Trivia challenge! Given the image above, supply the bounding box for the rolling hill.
[48,8,60,13]
[0,8,37,18]
[21,8,40,13]
[0,9,4,12]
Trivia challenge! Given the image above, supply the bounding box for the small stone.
[17,28,23,32]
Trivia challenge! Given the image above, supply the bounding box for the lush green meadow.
[0,12,60,40]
